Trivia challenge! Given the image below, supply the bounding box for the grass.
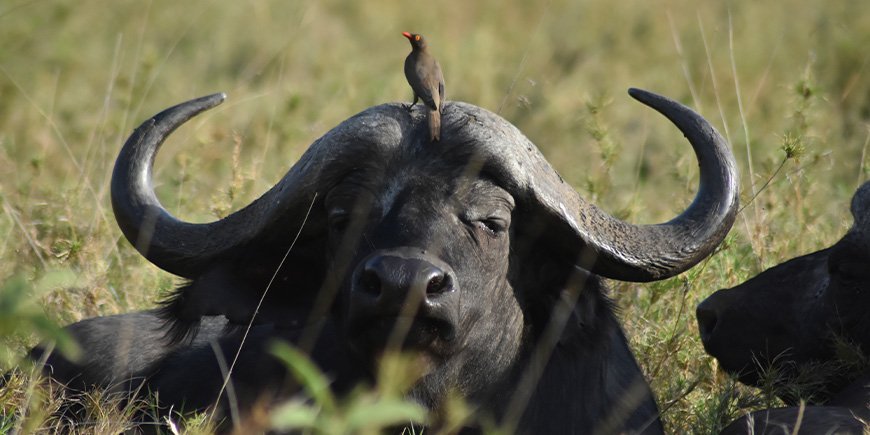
[2,0,870,432]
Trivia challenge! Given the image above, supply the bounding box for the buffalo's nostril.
[696,305,718,342]
[426,272,452,295]
[359,268,382,296]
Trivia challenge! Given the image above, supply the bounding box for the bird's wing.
[414,56,442,111]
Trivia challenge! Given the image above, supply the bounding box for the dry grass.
[2,0,870,433]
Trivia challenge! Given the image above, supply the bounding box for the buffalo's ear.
[511,203,600,286]
[157,266,246,344]
[510,208,609,340]
[516,253,612,346]
[157,240,328,343]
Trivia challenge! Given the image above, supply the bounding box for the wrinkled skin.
[323,162,661,432]
[328,168,524,406]
[697,182,870,403]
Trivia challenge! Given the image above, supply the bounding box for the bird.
[402,32,445,142]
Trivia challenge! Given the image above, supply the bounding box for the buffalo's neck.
[508,282,663,434]
[521,323,661,433]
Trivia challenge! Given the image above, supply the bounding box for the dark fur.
[35,152,664,433]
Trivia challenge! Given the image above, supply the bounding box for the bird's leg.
[404,94,419,111]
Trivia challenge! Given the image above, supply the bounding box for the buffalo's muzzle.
[695,297,720,345]
[347,247,459,351]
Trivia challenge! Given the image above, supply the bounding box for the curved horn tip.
[198,92,228,108]
[627,88,667,107]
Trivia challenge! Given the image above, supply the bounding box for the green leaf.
[28,316,80,360]
[0,270,81,370]
[345,397,427,431]
[0,275,28,313]
[269,400,321,431]
[270,341,336,413]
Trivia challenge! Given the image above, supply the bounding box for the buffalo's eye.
[475,218,507,236]
[328,208,351,233]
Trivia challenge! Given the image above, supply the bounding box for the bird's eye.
[415,35,421,41]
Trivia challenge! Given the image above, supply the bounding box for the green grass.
[2,0,870,433]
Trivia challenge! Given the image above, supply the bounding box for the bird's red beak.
[402,32,412,40]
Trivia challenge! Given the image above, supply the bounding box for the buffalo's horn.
[553,88,739,281]
[111,93,315,278]
[112,89,737,284]
[112,92,408,279]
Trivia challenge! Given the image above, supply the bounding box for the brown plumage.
[402,32,445,142]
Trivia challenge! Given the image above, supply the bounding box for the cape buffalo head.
[697,181,870,401]
[110,89,738,418]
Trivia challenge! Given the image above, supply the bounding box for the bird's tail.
[428,108,441,142]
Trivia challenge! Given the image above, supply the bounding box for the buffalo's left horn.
[112,92,399,279]
[111,93,314,278]
[548,88,739,281]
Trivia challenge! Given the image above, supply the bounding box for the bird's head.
[402,32,427,50]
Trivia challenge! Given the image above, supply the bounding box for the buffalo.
[32,88,738,433]
[697,181,870,433]
[715,358,869,435]
[718,373,868,434]
[718,403,867,435]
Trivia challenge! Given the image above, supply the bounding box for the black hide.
[698,181,870,404]
[32,90,739,434]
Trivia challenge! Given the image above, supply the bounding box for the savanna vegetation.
[1,0,869,433]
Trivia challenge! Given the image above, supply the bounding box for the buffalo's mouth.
[346,314,458,362]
